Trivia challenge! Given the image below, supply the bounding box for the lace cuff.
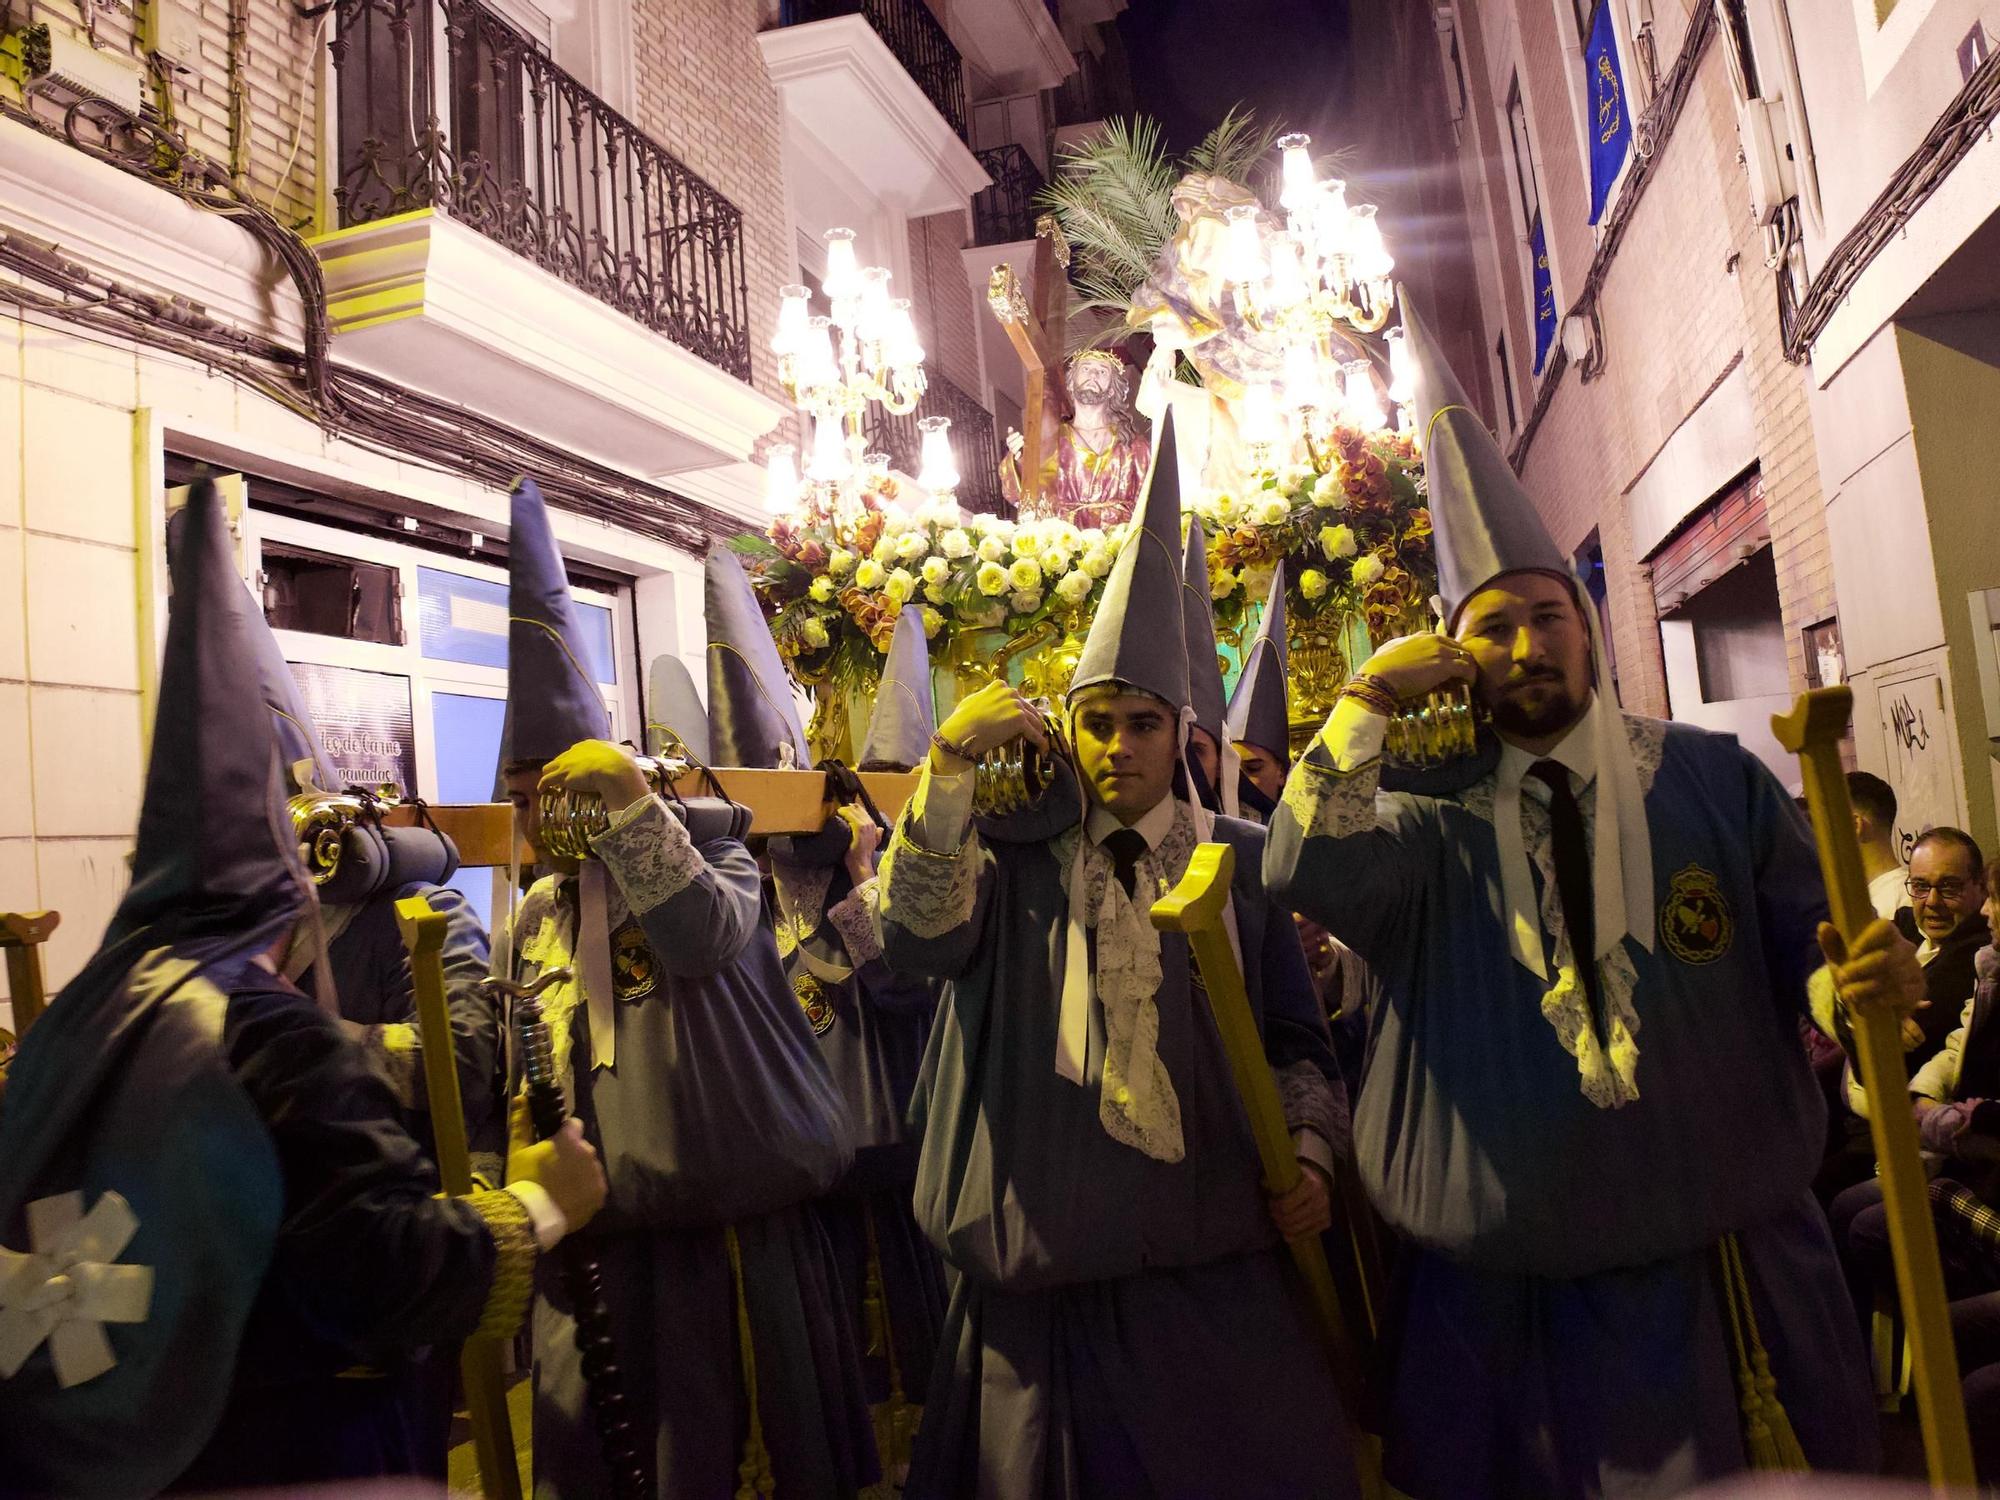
[878,819,979,940]
[465,1188,538,1339]
[590,794,703,915]
[1279,753,1382,841]
[827,879,884,966]
[362,1022,422,1110]
[1275,1058,1347,1160]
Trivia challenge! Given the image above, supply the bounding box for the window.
[1495,333,1519,432]
[1505,75,1541,233]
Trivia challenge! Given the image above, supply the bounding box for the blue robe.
[505,796,873,1500]
[771,853,947,1445]
[1265,711,1878,1498]
[878,789,1358,1500]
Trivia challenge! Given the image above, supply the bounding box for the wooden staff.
[395,894,523,1500]
[1151,843,1384,1496]
[1772,687,1973,1490]
[0,911,60,1037]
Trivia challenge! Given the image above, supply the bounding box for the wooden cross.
[986,214,1071,511]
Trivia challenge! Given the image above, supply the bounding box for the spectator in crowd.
[1849,772,1910,924]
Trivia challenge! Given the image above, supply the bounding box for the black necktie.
[1103,828,1149,900]
[1528,760,1604,1031]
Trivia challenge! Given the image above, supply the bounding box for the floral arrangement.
[729,424,1432,700]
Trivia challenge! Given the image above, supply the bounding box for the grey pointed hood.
[1068,409,1189,711]
[1406,293,1566,626]
[705,545,809,769]
[1225,565,1291,761]
[647,653,710,763]
[500,477,611,772]
[1181,516,1226,745]
[859,606,935,771]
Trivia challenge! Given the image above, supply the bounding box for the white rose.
[920,606,945,637]
[855,559,886,589]
[921,556,950,586]
[924,582,949,605]
[1312,472,1344,508]
[1352,553,1386,587]
[977,534,1009,563]
[1009,589,1044,615]
[1279,463,1315,494]
[1056,569,1094,605]
[884,568,916,604]
[940,527,973,559]
[809,576,836,603]
[871,536,896,564]
[1080,546,1113,579]
[828,548,856,575]
[1210,491,1239,522]
[802,617,830,648]
[976,560,1009,596]
[879,508,912,536]
[896,531,928,560]
[1008,557,1042,591]
[1255,497,1290,527]
[1040,546,1072,575]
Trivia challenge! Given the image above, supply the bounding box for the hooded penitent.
[1181,515,1232,813]
[1404,291,1655,989]
[858,605,936,773]
[502,477,612,770]
[705,545,809,770]
[647,652,711,764]
[1226,565,1291,765]
[1068,408,1189,715]
[0,478,288,1494]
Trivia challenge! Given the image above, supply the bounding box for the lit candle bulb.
[916,415,959,494]
[856,266,892,345]
[1223,203,1267,285]
[885,298,925,369]
[1267,235,1308,310]
[764,442,800,515]
[1385,326,1414,404]
[800,315,840,390]
[821,227,861,305]
[1313,179,1351,261]
[1239,381,1283,452]
[1349,204,1395,281]
[1277,132,1317,212]
[1341,359,1386,431]
[1282,340,1326,411]
[807,412,852,483]
[771,284,810,355]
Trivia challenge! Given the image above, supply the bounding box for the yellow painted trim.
[304,205,439,250]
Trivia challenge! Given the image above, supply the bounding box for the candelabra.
[1221,134,1417,474]
[765,227,960,516]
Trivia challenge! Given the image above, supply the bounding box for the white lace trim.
[772,862,834,959]
[827,878,884,967]
[878,819,979,940]
[1279,757,1380,842]
[516,878,588,1091]
[1455,712,1667,1110]
[590,794,704,915]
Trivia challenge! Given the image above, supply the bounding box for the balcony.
[865,371,1006,516]
[759,0,990,218]
[972,144,1046,246]
[310,0,785,482]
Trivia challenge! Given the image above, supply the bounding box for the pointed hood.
[859,606,936,771]
[1180,517,1226,745]
[705,545,809,769]
[1068,409,1189,711]
[502,478,610,769]
[107,480,308,956]
[243,589,341,795]
[647,653,710,763]
[1406,293,1566,626]
[1226,565,1291,761]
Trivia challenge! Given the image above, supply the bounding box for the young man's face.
[1236,741,1286,799]
[503,762,579,874]
[1070,688,1178,824]
[1187,726,1220,791]
[1455,572,1593,742]
[1907,839,1985,944]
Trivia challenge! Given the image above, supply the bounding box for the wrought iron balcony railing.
[778,0,968,141]
[330,0,753,382]
[866,370,1004,515]
[972,145,1046,246]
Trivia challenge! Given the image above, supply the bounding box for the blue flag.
[1531,213,1556,373]
[1586,2,1632,224]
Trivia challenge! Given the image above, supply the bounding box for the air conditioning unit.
[1737,96,1797,227]
[21,26,145,114]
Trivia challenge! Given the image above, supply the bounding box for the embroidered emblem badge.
[1660,863,1732,965]
[610,917,657,1001]
[793,971,835,1035]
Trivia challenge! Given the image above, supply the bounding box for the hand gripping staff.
[1771,688,1973,1491]
[496,967,655,1500]
[1151,843,1386,1500]
[394,894,522,1500]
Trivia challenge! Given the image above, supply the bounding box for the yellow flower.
[1008,557,1042,591]
[896,531,928,560]
[977,534,1010,563]
[921,555,951,586]
[1312,472,1344,508]
[802,617,830,648]
[1210,567,1238,601]
[976,560,1009,596]
[940,528,973,558]
[920,606,945,636]
[1255,497,1290,527]
[1010,589,1043,615]
[884,568,917,604]
[855,559,886,589]
[809,576,836,603]
[1319,524,1358,560]
[828,548,857,575]
[1352,554,1386,587]
[1299,568,1329,601]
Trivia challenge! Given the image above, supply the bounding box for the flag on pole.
[1531,213,1557,374]
[1586,2,1632,224]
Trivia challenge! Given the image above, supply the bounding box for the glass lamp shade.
[799,316,840,390]
[1239,382,1283,450]
[1312,180,1352,260]
[884,298,925,369]
[1349,205,1395,281]
[1385,326,1414,404]
[1267,235,1309,310]
[1223,203,1267,285]
[772,284,811,355]
[1277,132,1316,212]
[821,227,862,304]
[807,413,853,484]
[1341,359,1386,431]
[764,443,800,515]
[856,267,893,344]
[1282,340,1327,411]
[916,415,960,492]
